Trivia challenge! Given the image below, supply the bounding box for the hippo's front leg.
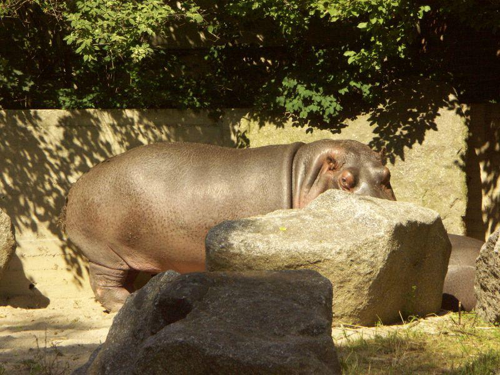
[88,262,139,312]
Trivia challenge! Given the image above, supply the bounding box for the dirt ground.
[0,299,115,374]
[1,299,499,374]
[0,297,401,373]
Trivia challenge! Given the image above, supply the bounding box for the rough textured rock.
[475,229,500,324]
[206,189,451,326]
[0,209,16,282]
[75,270,341,375]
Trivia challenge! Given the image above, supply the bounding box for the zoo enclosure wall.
[0,102,496,306]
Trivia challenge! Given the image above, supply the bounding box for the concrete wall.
[466,104,500,241]
[0,91,484,305]
[0,109,233,307]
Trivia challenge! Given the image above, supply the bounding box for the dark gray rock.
[475,229,500,324]
[75,270,341,375]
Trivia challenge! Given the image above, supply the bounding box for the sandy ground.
[0,296,393,374]
[0,299,115,374]
[0,297,480,374]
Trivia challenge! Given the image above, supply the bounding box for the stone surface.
[475,229,500,324]
[206,189,451,326]
[76,270,341,375]
[0,209,16,282]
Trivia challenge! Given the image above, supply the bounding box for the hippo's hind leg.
[442,265,476,312]
[88,262,138,312]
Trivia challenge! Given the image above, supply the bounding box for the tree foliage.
[1,0,499,124]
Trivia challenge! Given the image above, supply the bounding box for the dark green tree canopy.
[1,0,499,125]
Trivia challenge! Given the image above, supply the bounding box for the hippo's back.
[64,141,303,273]
[448,234,483,266]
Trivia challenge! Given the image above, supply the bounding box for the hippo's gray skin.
[442,234,484,311]
[64,139,395,311]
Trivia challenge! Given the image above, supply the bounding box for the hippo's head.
[292,139,396,208]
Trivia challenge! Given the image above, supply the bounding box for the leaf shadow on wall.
[461,105,500,241]
[0,109,212,307]
[246,78,462,162]
[364,79,463,164]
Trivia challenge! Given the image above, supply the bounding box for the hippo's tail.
[57,197,68,234]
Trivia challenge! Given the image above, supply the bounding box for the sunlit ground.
[334,312,500,374]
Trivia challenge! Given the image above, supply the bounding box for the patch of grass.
[339,329,436,374]
[0,364,5,375]
[336,312,500,374]
[450,351,500,374]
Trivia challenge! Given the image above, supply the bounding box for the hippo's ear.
[292,148,341,208]
[379,148,387,166]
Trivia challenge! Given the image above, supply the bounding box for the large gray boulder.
[76,270,341,375]
[475,229,500,324]
[206,190,451,326]
[0,209,16,282]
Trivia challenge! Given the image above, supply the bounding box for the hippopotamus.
[442,234,484,311]
[63,139,395,311]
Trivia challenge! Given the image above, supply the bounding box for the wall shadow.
[465,104,500,240]
[244,78,463,164]
[0,109,213,301]
[464,133,487,240]
[365,80,461,164]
